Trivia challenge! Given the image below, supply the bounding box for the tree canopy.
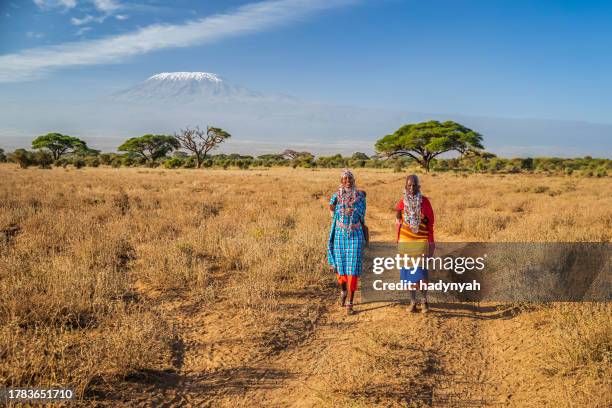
[375,120,484,171]
[118,134,180,163]
[32,133,88,160]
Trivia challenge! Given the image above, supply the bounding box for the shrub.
[72,158,86,169]
[533,186,549,193]
[54,158,70,168]
[34,151,53,169]
[11,149,35,169]
[0,148,6,163]
[122,156,136,167]
[182,156,196,168]
[99,154,112,165]
[84,157,100,167]
[162,158,183,169]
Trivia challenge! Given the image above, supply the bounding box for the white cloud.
[76,26,92,36]
[115,14,128,20]
[0,0,358,82]
[92,0,120,13]
[26,31,45,39]
[70,14,101,25]
[33,0,77,10]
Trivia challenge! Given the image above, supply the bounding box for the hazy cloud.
[70,14,104,25]
[92,0,121,13]
[33,0,77,10]
[0,0,358,82]
[76,26,93,36]
[26,31,46,39]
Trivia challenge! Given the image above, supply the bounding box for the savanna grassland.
[0,164,610,407]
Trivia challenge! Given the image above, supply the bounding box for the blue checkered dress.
[327,191,366,276]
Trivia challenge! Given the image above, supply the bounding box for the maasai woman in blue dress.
[327,169,367,315]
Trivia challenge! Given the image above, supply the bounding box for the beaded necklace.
[336,186,359,231]
[403,191,422,233]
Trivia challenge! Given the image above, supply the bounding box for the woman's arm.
[423,197,435,256]
[328,194,337,216]
[395,199,403,226]
[395,210,402,225]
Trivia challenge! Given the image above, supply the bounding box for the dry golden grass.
[0,164,610,406]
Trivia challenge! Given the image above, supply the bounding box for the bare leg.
[346,291,355,315]
[339,281,347,307]
[420,289,429,313]
[408,290,417,312]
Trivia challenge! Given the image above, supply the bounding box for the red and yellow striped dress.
[396,196,435,257]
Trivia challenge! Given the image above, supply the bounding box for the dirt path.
[106,201,519,407]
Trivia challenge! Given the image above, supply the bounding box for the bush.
[11,149,35,169]
[0,148,6,163]
[99,154,112,165]
[111,158,122,168]
[182,156,196,168]
[34,151,53,169]
[72,158,86,169]
[122,156,136,167]
[85,157,100,167]
[162,158,183,169]
[54,158,70,168]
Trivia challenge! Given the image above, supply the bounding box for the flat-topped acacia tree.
[118,134,180,164]
[375,120,484,172]
[32,133,88,161]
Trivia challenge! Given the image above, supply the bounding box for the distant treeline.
[1,122,610,176]
[0,147,609,176]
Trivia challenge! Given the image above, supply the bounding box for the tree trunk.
[423,154,431,172]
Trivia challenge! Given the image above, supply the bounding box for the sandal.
[345,304,355,316]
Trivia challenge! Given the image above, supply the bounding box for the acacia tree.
[118,134,180,163]
[174,126,231,168]
[281,149,313,160]
[32,133,87,160]
[375,120,484,172]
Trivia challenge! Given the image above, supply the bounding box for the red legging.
[336,274,359,292]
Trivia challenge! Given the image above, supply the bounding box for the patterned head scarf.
[338,168,357,207]
[403,174,422,233]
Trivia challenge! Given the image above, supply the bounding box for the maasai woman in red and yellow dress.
[395,174,435,313]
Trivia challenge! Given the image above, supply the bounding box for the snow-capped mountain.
[110,71,294,103]
[1,71,610,156]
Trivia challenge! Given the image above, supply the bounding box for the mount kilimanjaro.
[0,71,610,156]
[110,72,295,104]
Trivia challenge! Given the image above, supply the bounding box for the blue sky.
[1,0,611,123]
